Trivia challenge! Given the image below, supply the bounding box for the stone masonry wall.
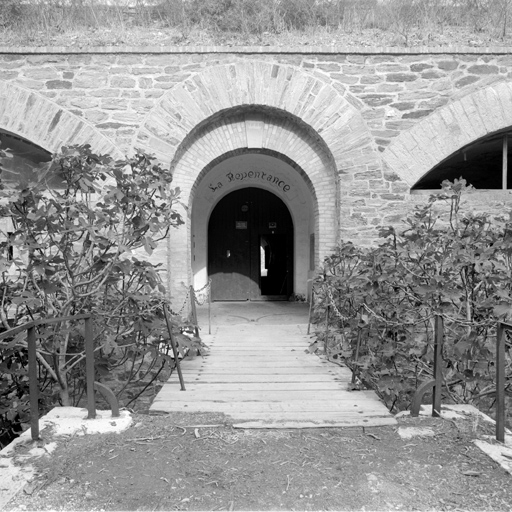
[6,51,509,152]
[2,47,512,251]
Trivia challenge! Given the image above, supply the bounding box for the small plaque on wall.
[236,221,248,229]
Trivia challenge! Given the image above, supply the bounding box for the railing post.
[163,306,186,391]
[432,315,443,417]
[85,316,96,419]
[208,281,212,335]
[496,322,506,443]
[189,285,199,337]
[307,287,314,335]
[324,305,330,355]
[27,326,40,441]
[352,306,364,386]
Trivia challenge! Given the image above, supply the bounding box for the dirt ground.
[4,410,512,512]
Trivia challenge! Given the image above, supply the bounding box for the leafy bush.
[311,180,512,415]
[0,145,204,447]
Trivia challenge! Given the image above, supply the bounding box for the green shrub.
[0,145,204,446]
[312,180,512,414]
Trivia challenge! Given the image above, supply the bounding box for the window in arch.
[0,131,52,186]
[412,130,511,190]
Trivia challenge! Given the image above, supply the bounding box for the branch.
[63,344,104,373]
[75,267,116,298]
[36,351,59,383]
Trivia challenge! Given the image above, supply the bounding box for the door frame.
[188,152,321,305]
[207,187,294,301]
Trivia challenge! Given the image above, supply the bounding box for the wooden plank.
[150,400,384,412]
[151,403,390,417]
[168,371,345,380]
[202,350,307,354]
[227,411,392,420]
[152,407,390,420]
[176,364,339,370]
[185,375,339,383]
[215,332,311,336]
[206,339,310,343]
[205,345,308,350]
[189,367,339,374]
[208,336,309,340]
[152,395,384,406]
[187,356,321,362]
[202,344,309,349]
[180,359,329,366]
[152,390,379,402]
[202,336,310,341]
[204,325,309,330]
[206,344,308,348]
[204,342,309,346]
[180,363,331,370]
[175,372,337,380]
[166,382,344,391]
[182,409,393,420]
[170,374,352,383]
[233,418,397,429]
[175,365,332,373]
[150,321,395,428]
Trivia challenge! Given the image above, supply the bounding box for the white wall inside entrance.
[191,153,315,299]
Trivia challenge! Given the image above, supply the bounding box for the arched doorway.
[208,187,293,301]
[158,100,345,306]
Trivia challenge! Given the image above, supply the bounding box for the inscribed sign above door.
[208,171,292,194]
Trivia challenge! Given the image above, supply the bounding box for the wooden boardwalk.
[150,320,396,428]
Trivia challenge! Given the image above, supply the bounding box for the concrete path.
[150,302,396,428]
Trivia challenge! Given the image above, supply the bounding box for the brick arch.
[0,82,122,157]
[137,61,381,304]
[165,108,339,303]
[135,60,377,173]
[382,81,512,187]
[177,108,331,210]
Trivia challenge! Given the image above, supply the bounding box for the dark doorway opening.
[208,187,293,301]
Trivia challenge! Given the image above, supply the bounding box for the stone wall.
[2,47,512,301]
[6,51,511,151]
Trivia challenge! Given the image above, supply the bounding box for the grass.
[1,0,512,48]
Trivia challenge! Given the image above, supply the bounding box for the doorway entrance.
[208,187,293,301]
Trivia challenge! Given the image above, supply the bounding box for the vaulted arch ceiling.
[383,81,512,188]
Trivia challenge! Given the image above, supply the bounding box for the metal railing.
[189,282,212,336]
[495,321,509,442]
[163,281,212,392]
[412,316,509,443]
[308,290,509,442]
[0,314,119,442]
[163,306,186,391]
[178,281,212,335]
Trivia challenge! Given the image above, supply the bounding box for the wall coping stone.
[2,46,512,55]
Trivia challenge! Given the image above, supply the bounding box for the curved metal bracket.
[410,379,435,417]
[93,381,120,418]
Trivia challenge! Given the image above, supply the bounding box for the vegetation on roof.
[2,0,512,48]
